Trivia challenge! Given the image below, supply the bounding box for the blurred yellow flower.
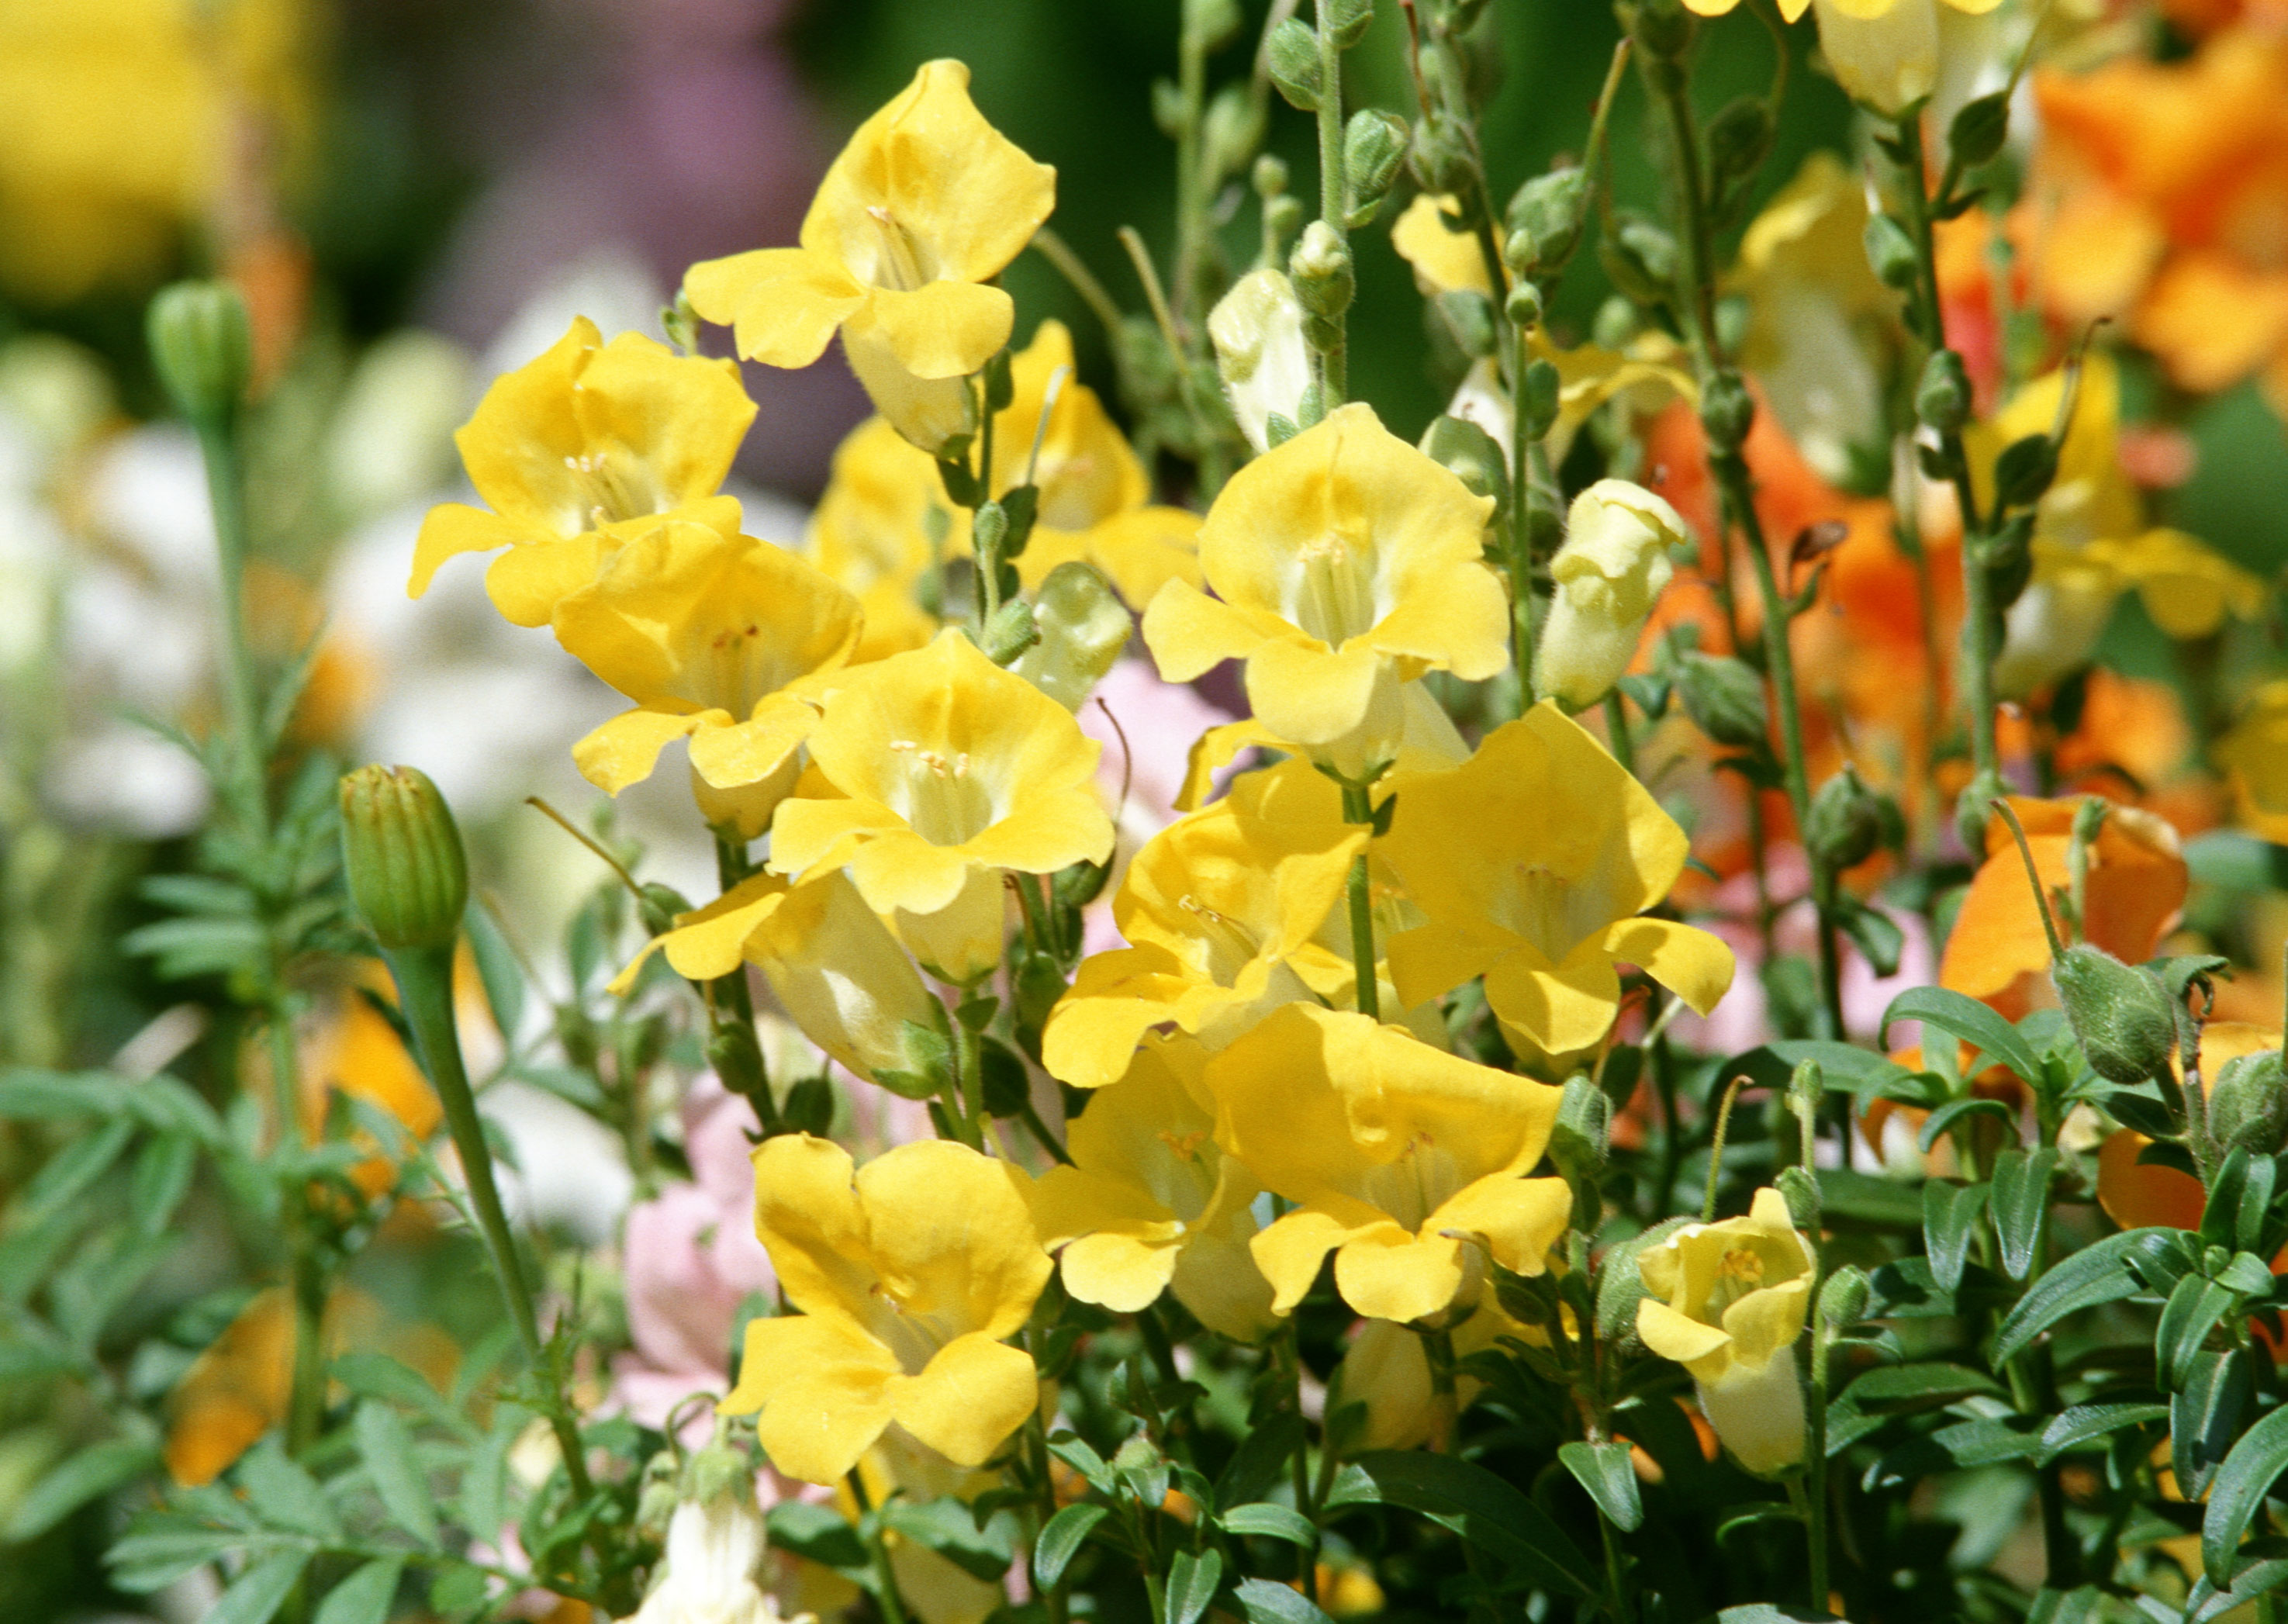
[807,415,946,663]
[1142,402,1506,772]
[1391,194,1495,298]
[1382,703,1735,1066]
[724,1135,1048,1484]
[2217,682,2288,845]
[410,317,754,626]
[1025,1033,1277,1340]
[1042,758,1364,1089]
[1210,1004,1571,1325]
[1637,1188,1815,1476]
[769,629,1114,980]
[551,520,860,828]
[685,60,1055,453]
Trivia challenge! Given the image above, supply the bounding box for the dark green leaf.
[766,1501,868,1573]
[1329,1450,1598,1598]
[128,1133,198,1236]
[882,1498,1015,1583]
[1844,1362,2005,1412]
[1049,1433,1116,1496]
[2202,1398,2288,1584]
[107,1516,247,1593]
[19,1118,134,1222]
[1880,986,2044,1083]
[2189,1541,2288,1624]
[1867,1417,2041,1487]
[1557,1440,1642,1532]
[1212,1413,1304,1512]
[1916,1097,2017,1153]
[463,900,526,1042]
[2024,1586,2105,1624]
[1163,1549,1223,1624]
[1992,1227,2168,1365]
[2040,1401,2169,1466]
[313,1559,403,1624]
[1220,1501,1318,1546]
[2203,1149,2276,1256]
[208,1551,312,1624]
[2177,1351,2252,1503]
[354,1399,439,1547]
[1034,1502,1109,1588]
[1234,1577,1336,1624]
[1923,1181,1989,1293]
[1816,1169,1924,1228]
[2158,1274,2241,1391]
[1991,1148,2058,1280]
[4,1437,158,1541]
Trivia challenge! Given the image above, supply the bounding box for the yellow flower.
[1636,1188,1815,1476]
[1042,758,1364,1089]
[1025,1033,1276,1340]
[610,871,944,1097]
[807,415,946,663]
[1339,1301,1533,1452]
[1685,0,1996,15]
[1381,703,1736,1068]
[1390,194,1494,298]
[1208,268,1312,454]
[1171,678,1472,814]
[550,520,861,833]
[2217,682,2288,845]
[723,1135,1049,1484]
[1532,480,1688,711]
[683,60,1055,454]
[1209,1003,1571,1325]
[1141,402,1507,771]
[769,629,1115,980]
[409,317,754,626]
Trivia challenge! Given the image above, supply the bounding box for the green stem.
[1806,1322,1832,1613]
[1598,1504,1637,1624]
[191,418,268,832]
[956,1016,988,1146]
[266,1008,326,1457]
[1312,0,1347,405]
[708,837,779,1135]
[1419,1325,1459,1453]
[1339,783,1378,1021]
[384,943,595,1503]
[1602,690,1636,774]
[1510,316,1539,714]
[848,1469,913,1624]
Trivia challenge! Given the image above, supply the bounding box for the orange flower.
[2096,1024,2286,1237]
[1938,795,2189,1019]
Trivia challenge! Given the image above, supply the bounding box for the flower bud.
[1408,112,1476,199]
[1505,282,1544,330]
[632,1452,773,1624]
[1184,0,1244,51]
[1916,347,1972,434]
[340,765,469,953]
[2209,1051,2288,1157]
[1863,213,1920,292]
[1812,0,1940,116]
[1699,369,1757,458]
[1208,268,1312,454]
[1267,19,1322,110]
[2054,946,2177,1087]
[1806,764,1885,872]
[1289,221,1355,325]
[1592,295,1640,351]
[981,596,1039,665]
[1502,228,1536,278]
[147,280,252,426]
[755,873,946,1092]
[1675,651,1768,748]
[972,498,1010,559]
[1819,1263,1871,1329]
[1533,480,1687,710]
[1506,169,1590,275]
[1602,214,1678,306]
[1253,153,1290,200]
[1013,562,1133,711]
[1549,1074,1611,1187]
[1323,0,1374,50]
[1519,358,1561,444]
[1707,96,1776,189]
[1202,85,1267,185]
[1343,109,1410,219]
[1418,414,1510,508]
[1630,0,1695,61]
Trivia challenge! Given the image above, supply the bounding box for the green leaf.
[463,899,526,1041]
[1212,1413,1304,1512]
[1220,1501,1319,1546]
[0,1068,131,1119]
[1234,1577,1336,1624]
[1843,1362,2005,1412]
[2024,1587,2105,1624]
[1867,1417,2040,1487]
[313,1559,403,1624]
[237,1442,342,1540]
[4,1436,158,1541]
[1048,1433,1116,1496]
[2189,1542,2288,1624]
[459,1415,517,1545]
[2203,1149,2276,1256]
[19,1118,134,1223]
[1329,1450,1598,1598]
[1990,1148,2058,1280]
[2160,1273,2242,1391]
[2039,1401,2170,1466]
[2177,1350,2253,1503]
[1557,1440,1642,1532]
[1163,1548,1224,1624]
[2202,1398,2288,1584]
[1915,1097,2017,1152]
[354,1399,440,1547]
[128,1133,199,1236]
[1816,1169,1924,1229]
[106,1515,247,1593]
[1880,986,2044,1084]
[766,1501,869,1574]
[881,1498,1015,1583]
[1034,1502,1109,1588]
[1922,1181,1989,1293]
[1992,1227,2168,1365]
[208,1550,313,1624]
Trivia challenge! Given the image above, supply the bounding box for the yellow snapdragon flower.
[1024,1034,1276,1341]
[1210,1004,1571,1325]
[1142,402,1508,772]
[1208,268,1312,454]
[1042,758,1364,1089]
[723,1135,1049,1484]
[807,416,945,662]
[551,520,861,833]
[610,871,943,1097]
[2217,682,2288,845]
[769,628,1115,981]
[1533,480,1689,711]
[1381,703,1735,1068]
[409,317,755,626]
[1391,194,1497,298]
[1340,1301,1533,1452]
[1636,1188,1816,1477]
[684,60,1055,454]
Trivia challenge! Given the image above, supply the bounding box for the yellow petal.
[1059,1230,1184,1314]
[1635,1297,1731,1373]
[1722,1276,1811,1366]
[728,1315,898,1485]
[572,707,710,795]
[1426,1174,1574,1279]
[888,1333,1041,1467]
[1602,917,1737,1018]
[685,247,866,368]
[1333,1226,1470,1325]
[409,503,527,598]
[1245,638,1388,748]
[749,1134,878,1324]
[1142,576,1280,683]
[859,280,1016,382]
[1252,1208,1399,1315]
[852,1140,1050,1345]
[486,532,609,628]
[1484,945,1625,1057]
[660,871,790,983]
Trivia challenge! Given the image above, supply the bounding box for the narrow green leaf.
[2203,1149,2276,1256]
[2189,1541,2288,1624]
[354,1400,439,1547]
[19,1118,134,1222]
[2024,1588,2105,1624]
[128,1133,198,1236]
[1844,1362,2005,1412]
[1048,1432,1116,1496]
[312,1559,403,1624]
[208,1551,312,1624]
[237,1442,342,1540]
[1921,1181,1989,1293]
[881,1498,1015,1583]
[1163,1549,1224,1624]
[766,1501,869,1573]
[1220,1501,1319,1546]
[459,1415,516,1545]
[4,1437,158,1541]
[463,899,526,1042]
[2158,1275,2241,1391]
[1234,1577,1336,1624]
[2038,1401,2169,1466]
[1330,1450,1598,1598]
[1990,1149,2058,1280]
[1815,1170,1925,1228]
[2202,1398,2288,1585]
[1557,1440,1643,1532]
[1034,1502,1109,1588]
[1881,986,2044,1083]
[0,1068,130,1119]
[1915,1097,2017,1153]
[2177,1351,2253,1502]
[1992,1227,2167,1365]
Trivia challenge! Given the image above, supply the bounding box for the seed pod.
[1506,168,1590,274]
[1699,370,1756,457]
[1344,110,1410,218]
[1675,651,1768,748]
[1863,213,1920,292]
[2207,1051,2288,1156]
[340,765,469,953]
[1806,764,1885,872]
[1289,221,1355,323]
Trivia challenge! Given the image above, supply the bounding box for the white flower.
[1208,268,1311,454]
[631,1492,807,1624]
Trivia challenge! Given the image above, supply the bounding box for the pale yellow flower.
[1208,268,1312,454]
[1532,480,1688,711]
[723,1135,1048,1484]
[684,60,1055,453]
[409,317,754,626]
[806,415,945,664]
[2217,682,2288,846]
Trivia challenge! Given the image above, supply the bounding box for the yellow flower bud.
[1207,268,1311,453]
[1531,479,1686,710]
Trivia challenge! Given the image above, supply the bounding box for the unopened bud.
[1602,214,1679,306]
[981,596,1039,665]
[1533,481,1687,710]
[1519,358,1561,444]
[1253,153,1290,200]
[1776,1165,1821,1233]
[1184,0,1245,51]
[1343,109,1410,216]
[1419,414,1509,507]
[2209,1051,2288,1157]
[1675,651,1768,748]
[1630,0,1695,60]
[1993,432,2059,510]
[1699,369,1756,457]
[1289,222,1355,324]
[1012,562,1131,709]
[1806,764,1885,872]
[1819,1264,1871,1329]
[340,765,469,952]
[1592,295,1640,351]
[1864,213,1920,292]
[1505,282,1544,330]
[1977,510,2037,610]
[1408,112,1475,197]
[1502,227,1537,278]
[148,280,252,425]
[1323,0,1375,50]
[1506,169,1590,273]
[1916,347,1971,434]
[972,498,1010,560]
[1267,19,1323,109]
[1707,96,1775,186]
[2055,946,2177,1087]
[1550,1075,1612,1185]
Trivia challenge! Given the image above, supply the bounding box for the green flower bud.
[1629,0,1694,60]
[1502,227,1537,279]
[1437,289,1498,359]
[1699,369,1757,457]
[1916,347,1972,434]
[1863,213,1920,292]
[340,765,470,953]
[1591,295,1640,352]
[1201,85,1266,184]
[1806,764,1885,872]
[1675,651,1768,748]
[147,280,252,426]
[1267,19,1323,110]
[1819,1263,1871,1330]
[1506,169,1590,273]
[1977,509,2037,610]
[1011,562,1132,709]
[1323,0,1374,50]
[2209,1050,2288,1157]
[1184,0,1245,51]
[981,596,1039,665]
[1602,213,1678,306]
[1289,221,1355,323]
[1708,96,1776,188]
[1776,1164,1821,1232]
[2055,946,2177,1087]
[1519,358,1561,444]
[1253,153,1290,200]
[1343,109,1410,218]
[1505,282,1544,330]
[1993,432,2059,510]
[971,497,1009,558]
[1418,414,1510,508]
[1408,111,1476,198]
[1266,194,1306,254]
[1947,89,2012,173]
[1549,1074,1611,1185]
